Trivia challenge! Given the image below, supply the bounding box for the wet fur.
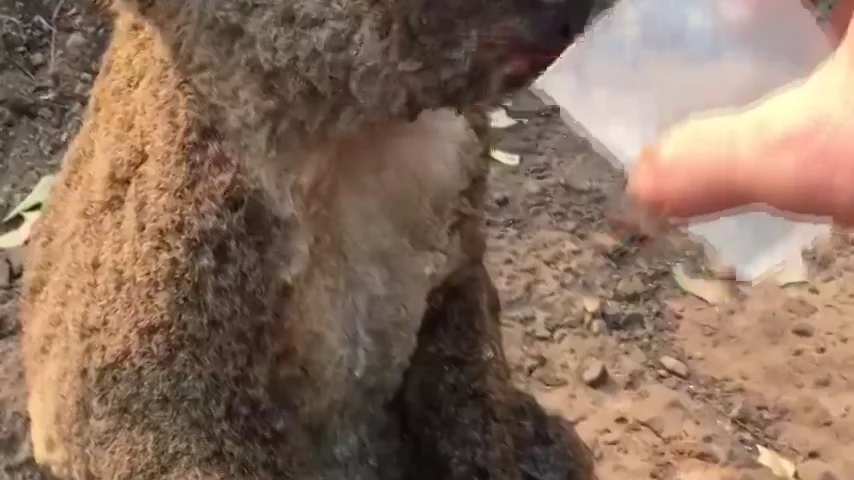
[20,0,602,478]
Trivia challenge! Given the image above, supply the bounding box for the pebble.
[544,313,570,333]
[783,297,818,317]
[615,276,645,301]
[616,310,645,330]
[65,32,88,52]
[597,430,621,446]
[534,366,569,388]
[523,179,541,196]
[492,193,510,208]
[659,355,689,378]
[590,232,621,254]
[580,358,608,388]
[791,322,815,338]
[814,374,832,388]
[29,52,45,67]
[0,260,10,289]
[590,319,609,336]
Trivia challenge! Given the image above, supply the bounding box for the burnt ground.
[1,1,852,479]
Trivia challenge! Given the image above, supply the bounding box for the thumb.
[627,60,854,222]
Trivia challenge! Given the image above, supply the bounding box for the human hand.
[627,0,854,226]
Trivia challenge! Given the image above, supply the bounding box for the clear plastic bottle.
[534,0,833,281]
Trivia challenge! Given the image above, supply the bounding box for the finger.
[627,102,791,219]
[629,85,854,224]
[828,0,854,41]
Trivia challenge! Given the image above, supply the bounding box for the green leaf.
[3,174,56,222]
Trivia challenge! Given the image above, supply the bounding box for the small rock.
[0,260,11,289]
[580,358,608,388]
[615,276,646,301]
[729,402,760,424]
[493,193,510,208]
[4,246,26,278]
[782,297,818,317]
[30,52,45,67]
[534,365,569,388]
[523,179,541,196]
[615,310,645,330]
[590,232,621,254]
[527,324,552,341]
[601,301,621,321]
[65,32,88,52]
[791,322,815,338]
[544,314,570,333]
[590,319,609,336]
[814,374,832,388]
[597,430,621,446]
[659,355,689,378]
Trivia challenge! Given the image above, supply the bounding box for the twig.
[48,0,67,74]
[33,15,56,33]
[0,14,23,25]
[11,61,37,82]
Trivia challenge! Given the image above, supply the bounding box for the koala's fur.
[20,0,603,478]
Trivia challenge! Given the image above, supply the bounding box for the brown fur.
[20,0,605,478]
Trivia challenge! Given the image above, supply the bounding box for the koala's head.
[119,0,607,142]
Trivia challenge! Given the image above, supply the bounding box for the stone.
[782,297,818,317]
[814,374,832,388]
[0,259,10,289]
[580,358,608,388]
[65,32,88,52]
[615,276,646,301]
[590,319,609,336]
[791,322,815,338]
[659,355,689,378]
[534,364,569,388]
[29,52,45,67]
[4,245,26,278]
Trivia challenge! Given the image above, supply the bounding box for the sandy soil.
[0,1,851,479]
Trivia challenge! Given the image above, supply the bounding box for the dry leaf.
[752,254,809,287]
[580,296,602,314]
[488,108,519,129]
[672,263,734,305]
[490,149,521,166]
[3,174,56,222]
[756,444,797,479]
[0,210,41,249]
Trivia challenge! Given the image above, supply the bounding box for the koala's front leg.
[395,264,522,480]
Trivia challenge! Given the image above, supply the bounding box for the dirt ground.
[1,1,852,479]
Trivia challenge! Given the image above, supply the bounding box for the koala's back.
[20,13,482,480]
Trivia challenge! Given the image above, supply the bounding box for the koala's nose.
[533,0,620,52]
[530,0,597,53]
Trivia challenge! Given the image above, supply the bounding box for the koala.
[19,0,605,478]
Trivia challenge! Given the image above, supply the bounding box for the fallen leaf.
[752,254,809,287]
[490,149,521,166]
[3,174,56,222]
[488,108,519,129]
[672,263,734,305]
[756,444,797,479]
[0,210,41,249]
